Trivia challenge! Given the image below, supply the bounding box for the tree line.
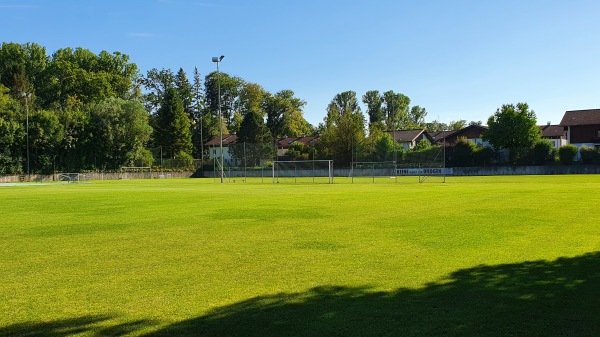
[0,42,316,174]
[3,42,575,175]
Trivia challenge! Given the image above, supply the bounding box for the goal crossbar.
[272,160,334,184]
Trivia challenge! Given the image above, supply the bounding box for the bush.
[532,140,554,166]
[450,138,475,167]
[558,145,578,165]
[580,146,600,164]
[473,146,495,166]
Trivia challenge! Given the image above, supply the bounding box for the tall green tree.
[0,42,48,101]
[483,103,541,164]
[191,67,206,159]
[204,71,244,132]
[141,68,176,113]
[382,90,410,130]
[264,90,311,138]
[0,85,25,174]
[362,90,384,127]
[87,98,153,169]
[46,47,138,109]
[175,68,194,119]
[153,87,193,158]
[320,91,366,165]
[235,109,274,166]
[449,120,467,131]
[408,105,427,128]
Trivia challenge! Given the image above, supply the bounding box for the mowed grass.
[1,175,599,336]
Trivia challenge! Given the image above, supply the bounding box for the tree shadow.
[0,314,156,337]
[146,252,600,337]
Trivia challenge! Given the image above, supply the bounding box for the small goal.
[120,166,152,180]
[57,173,91,184]
[272,160,334,184]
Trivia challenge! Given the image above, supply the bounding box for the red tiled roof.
[560,109,600,126]
[538,125,566,138]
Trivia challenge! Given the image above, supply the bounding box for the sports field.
[1,175,599,336]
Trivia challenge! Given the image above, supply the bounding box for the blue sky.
[2,0,599,127]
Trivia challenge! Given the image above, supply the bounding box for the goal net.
[396,146,450,183]
[120,166,152,180]
[57,173,91,184]
[272,160,334,184]
[349,161,398,183]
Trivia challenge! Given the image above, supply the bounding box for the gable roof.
[431,130,458,142]
[560,109,600,126]
[387,129,433,143]
[204,134,238,146]
[539,124,565,138]
[277,135,320,149]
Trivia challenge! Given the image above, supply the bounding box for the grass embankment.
[1,176,599,336]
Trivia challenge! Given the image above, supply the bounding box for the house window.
[213,150,216,155]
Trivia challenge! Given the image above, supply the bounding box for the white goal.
[272,160,333,184]
[120,166,152,180]
[57,173,91,184]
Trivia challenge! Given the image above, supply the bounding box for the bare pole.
[212,55,225,183]
[22,92,31,177]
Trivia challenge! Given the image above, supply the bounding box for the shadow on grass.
[0,315,155,337]
[148,252,600,337]
[3,252,598,337]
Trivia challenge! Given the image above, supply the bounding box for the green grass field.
[1,175,599,336]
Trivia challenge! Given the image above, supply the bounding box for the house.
[560,109,600,150]
[205,134,239,166]
[434,125,490,147]
[387,129,435,151]
[539,124,567,149]
[276,135,320,159]
[204,134,321,164]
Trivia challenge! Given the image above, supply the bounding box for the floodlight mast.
[22,92,31,178]
[212,55,225,183]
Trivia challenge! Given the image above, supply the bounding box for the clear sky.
[2,0,599,127]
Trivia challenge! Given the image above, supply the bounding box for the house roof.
[431,130,458,142]
[387,129,433,143]
[277,135,320,148]
[204,134,238,146]
[560,109,600,126]
[539,124,565,138]
[204,134,320,147]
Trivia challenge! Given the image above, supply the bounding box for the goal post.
[57,173,91,184]
[350,161,398,183]
[120,166,152,180]
[272,160,333,184]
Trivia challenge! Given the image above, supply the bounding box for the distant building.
[204,134,238,166]
[387,129,434,151]
[433,125,490,147]
[538,124,567,149]
[560,109,600,150]
[276,135,320,159]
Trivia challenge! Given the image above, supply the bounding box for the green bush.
[532,140,554,166]
[558,145,578,165]
[580,146,600,164]
[473,146,495,166]
[451,138,475,167]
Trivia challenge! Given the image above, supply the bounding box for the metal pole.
[23,93,30,177]
[443,128,446,183]
[217,61,224,183]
